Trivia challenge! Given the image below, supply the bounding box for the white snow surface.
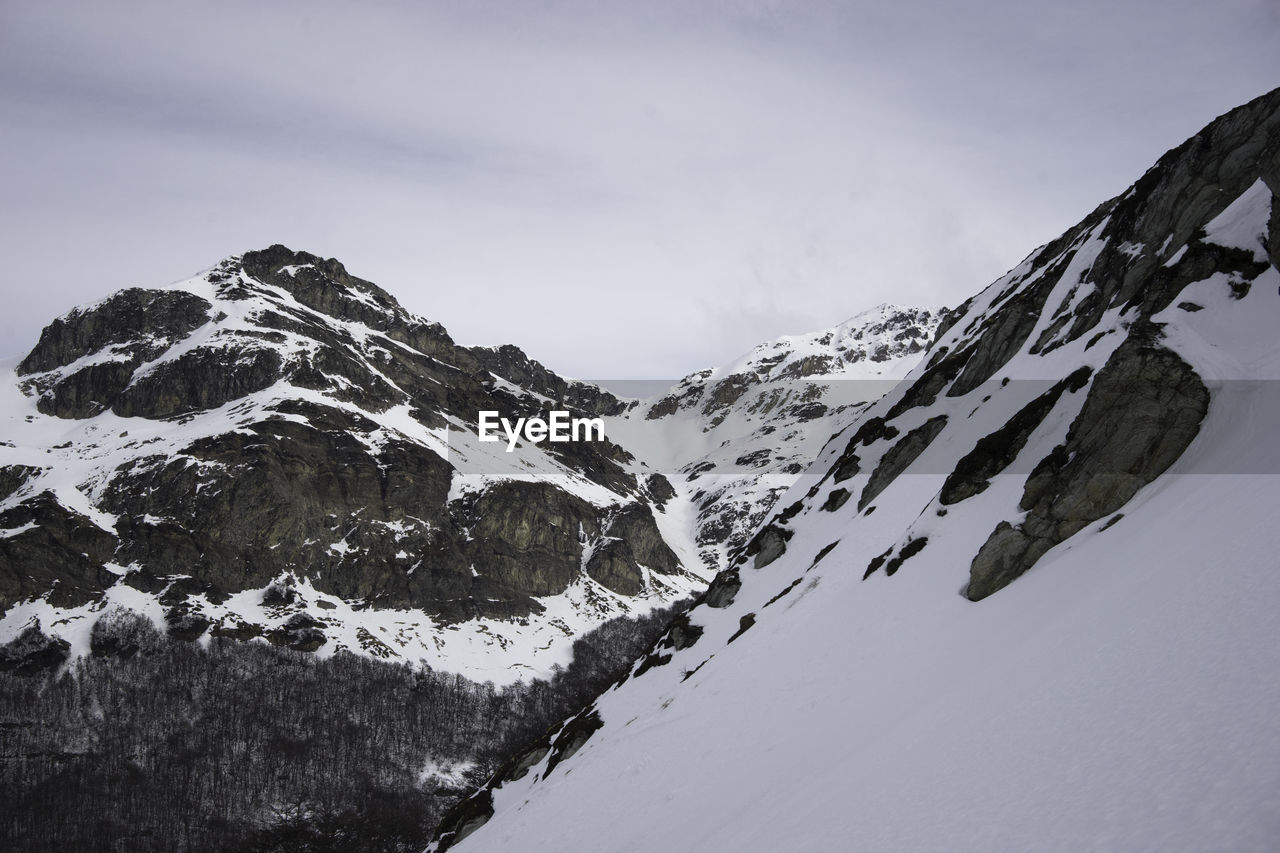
[457,181,1280,851]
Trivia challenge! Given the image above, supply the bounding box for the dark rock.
[967,341,1209,600]
[464,481,598,598]
[863,548,891,580]
[831,450,861,484]
[26,360,138,418]
[262,582,298,606]
[605,504,681,577]
[18,288,212,375]
[585,540,645,596]
[727,612,756,643]
[544,708,604,777]
[735,448,773,468]
[764,577,804,607]
[164,606,210,642]
[811,541,839,567]
[633,650,673,678]
[884,537,928,576]
[701,569,742,609]
[666,613,704,651]
[859,415,948,510]
[505,745,550,783]
[645,473,676,508]
[582,502,679,596]
[746,524,793,569]
[701,373,759,414]
[820,488,850,512]
[432,789,494,852]
[1269,191,1280,269]
[270,613,327,651]
[885,347,971,420]
[776,500,805,523]
[1099,513,1125,532]
[112,347,284,419]
[646,394,681,419]
[0,465,40,502]
[940,367,1092,506]
[241,245,407,333]
[0,492,117,609]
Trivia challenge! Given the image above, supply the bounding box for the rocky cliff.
[0,246,699,678]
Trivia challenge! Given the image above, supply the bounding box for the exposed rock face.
[817,86,1278,599]
[466,481,600,600]
[18,288,213,375]
[18,288,216,419]
[467,343,629,419]
[940,367,1093,506]
[111,347,285,419]
[0,493,117,608]
[966,341,1209,600]
[1,245,701,670]
[582,504,681,596]
[858,415,947,510]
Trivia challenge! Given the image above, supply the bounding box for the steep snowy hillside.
[437,87,1280,851]
[609,305,940,572]
[0,247,703,684]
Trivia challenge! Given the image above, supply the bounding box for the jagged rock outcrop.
[940,367,1093,506]
[966,340,1209,600]
[0,493,118,608]
[858,415,948,510]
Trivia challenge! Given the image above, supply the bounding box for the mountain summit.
[1,246,696,680]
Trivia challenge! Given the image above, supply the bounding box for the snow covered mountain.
[609,305,940,573]
[0,247,702,684]
[0,248,935,684]
[434,88,1280,851]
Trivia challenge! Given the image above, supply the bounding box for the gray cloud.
[2,0,1277,378]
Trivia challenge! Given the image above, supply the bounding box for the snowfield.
[467,461,1280,852]
[452,147,1280,852]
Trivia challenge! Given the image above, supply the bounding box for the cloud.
[2,0,1277,377]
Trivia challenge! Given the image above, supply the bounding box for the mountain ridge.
[0,252,938,683]
[433,85,1280,852]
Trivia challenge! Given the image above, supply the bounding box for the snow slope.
[461,457,1280,852]
[443,88,1280,850]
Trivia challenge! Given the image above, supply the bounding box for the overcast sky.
[3,1,1278,379]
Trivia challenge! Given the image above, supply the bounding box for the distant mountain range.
[0,249,937,683]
